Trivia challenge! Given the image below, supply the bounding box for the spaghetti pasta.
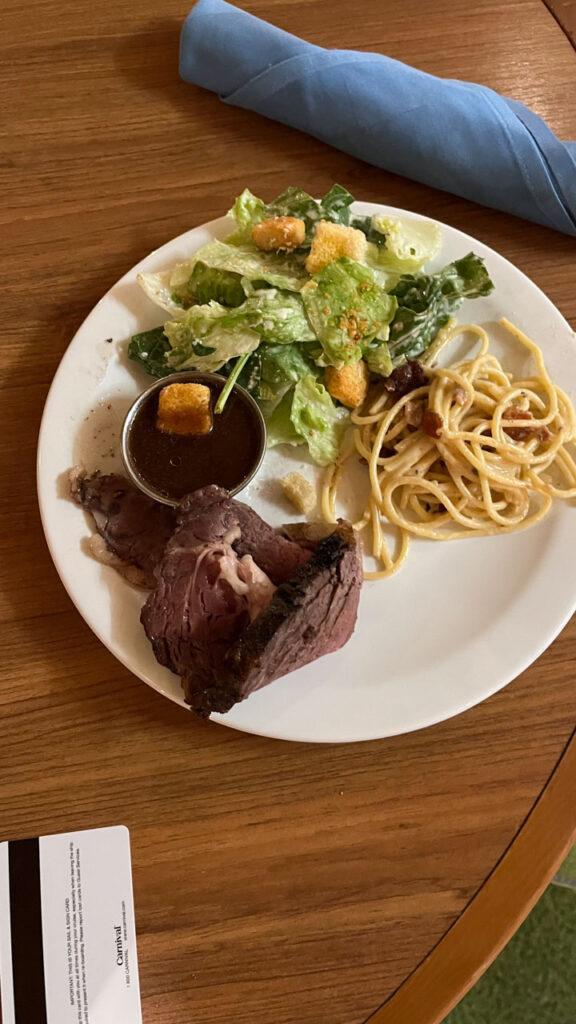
[322,319,576,580]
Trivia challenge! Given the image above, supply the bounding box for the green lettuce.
[363,340,393,377]
[226,184,355,246]
[365,215,442,274]
[193,240,307,291]
[290,376,349,466]
[136,268,191,318]
[218,350,261,396]
[164,303,260,373]
[388,253,494,363]
[184,262,246,307]
[250,291,315,345]
[138,239,307,316]
[226,189,267,245]
[163,290,315,373]
[302,257,397,365]
[259,343,318,404]
[128,327,173,377]
[266,391,305,448]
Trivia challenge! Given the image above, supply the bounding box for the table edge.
[364,721,576,1024]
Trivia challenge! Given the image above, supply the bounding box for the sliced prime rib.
[171,485,311,586]
[183,521,362,716]
[140,485,315,710]
[70,470,176,587]
[71,472,362,716]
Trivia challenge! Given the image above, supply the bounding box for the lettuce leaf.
[128,327,173,377]
[136,268,190,318]
[185,262,246,307]
[388,253,494,363]
[266,391,305,448]
[363,340,393,377]
[226,189,267,245]
[302,257,397,365]
[367,215,442,274]
[226,184,355,246]
[290,376,349,466]
[250,291,315,345]
[193,240,307,291]
[138,239,307,316]
[163,290,315,373]
[259,342,318,404]
[164,303,260,373]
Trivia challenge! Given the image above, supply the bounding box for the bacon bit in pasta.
[503,406,552,442]
[405,400,424,427]
[453,387,467,406]
[384,360,428,397]
[421,409,443,439]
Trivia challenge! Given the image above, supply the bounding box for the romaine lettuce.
[266,391,305,449]
[388,253,494,363]
[368,215,442,274]
[226,189,267,245]
[352,213,442,277]
[136,268,189,318]
[128,327,173,377]
[138,239,307,316]
[302,257,397,365]
[290,376,349,466]
[164,302,260,373]
[186,262,246,307]
[363,340,393,377]
[193,240,307,291]
[162,290,315,373]
[259,343,318,403]
[226,184,355,246]
[251,292,315,345]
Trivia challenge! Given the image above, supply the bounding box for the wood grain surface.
[1,1,575,1022]
[544,0,576,48]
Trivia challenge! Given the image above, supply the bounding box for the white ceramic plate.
[37,203,576,743]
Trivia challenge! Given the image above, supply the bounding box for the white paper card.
[0,825,142,1024]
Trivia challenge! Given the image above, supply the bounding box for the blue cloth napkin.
[180,0,576,237]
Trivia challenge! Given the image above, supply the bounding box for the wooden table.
[2,1,575,1022]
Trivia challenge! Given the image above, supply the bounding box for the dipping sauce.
[123,373,266,505]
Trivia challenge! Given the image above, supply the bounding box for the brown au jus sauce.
[127,376,264,503]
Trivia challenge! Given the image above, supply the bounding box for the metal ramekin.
[121,371,266,507]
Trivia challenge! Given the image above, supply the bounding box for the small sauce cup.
[121,371,266,507]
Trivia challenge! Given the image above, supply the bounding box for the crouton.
[305,221,367,274]
[251,216,306,252]
[156,382,213,436]
[281,472,317,516]
[325,360,370,408]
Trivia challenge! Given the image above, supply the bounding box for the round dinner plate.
[37,202,576,743]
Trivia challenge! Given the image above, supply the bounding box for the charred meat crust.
[184,523,361,716]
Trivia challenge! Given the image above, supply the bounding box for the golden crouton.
[251,216,306,252]
[325,360,370,408]
[157,382,212,436]
[305,221,367,274]
[281,472,317,516]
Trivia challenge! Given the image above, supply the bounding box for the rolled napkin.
[180,0,576,237]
